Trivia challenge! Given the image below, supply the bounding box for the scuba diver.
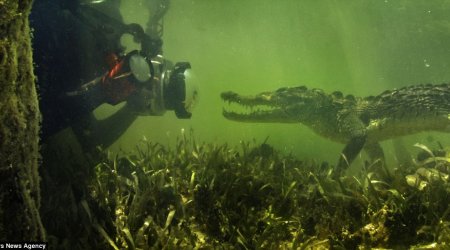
[31,0,197,150]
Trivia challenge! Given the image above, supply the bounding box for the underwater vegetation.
[43,133,449,249]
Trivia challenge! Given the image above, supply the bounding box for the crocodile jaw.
[221,91,298,123]
[222,108,297,123]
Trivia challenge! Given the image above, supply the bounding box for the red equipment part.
[101,54,137,105]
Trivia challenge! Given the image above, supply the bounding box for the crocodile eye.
[276,87,288,92]
[332,91,343,99]
[298,86,307,91]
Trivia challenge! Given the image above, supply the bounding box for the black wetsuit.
[30,0,124,140]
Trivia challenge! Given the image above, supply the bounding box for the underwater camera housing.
[126,51,198,118]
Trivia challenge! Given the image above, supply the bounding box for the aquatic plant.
[41,132,450,249]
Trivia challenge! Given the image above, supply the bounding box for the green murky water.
[96,0,450,165]
[36,1,450,248]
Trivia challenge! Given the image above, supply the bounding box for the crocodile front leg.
[334,112,368,177]
[337,135,367,171]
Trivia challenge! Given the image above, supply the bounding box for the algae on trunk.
[0,0,45,241]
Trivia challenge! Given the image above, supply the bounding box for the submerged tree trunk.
[0,0,45,241]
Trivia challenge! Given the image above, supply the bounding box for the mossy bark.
[0,0,45,241]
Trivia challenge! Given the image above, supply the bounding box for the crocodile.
[221,84,450,175]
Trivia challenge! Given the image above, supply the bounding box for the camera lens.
[163,62,195,119]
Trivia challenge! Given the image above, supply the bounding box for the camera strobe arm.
[74,5,162,58]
